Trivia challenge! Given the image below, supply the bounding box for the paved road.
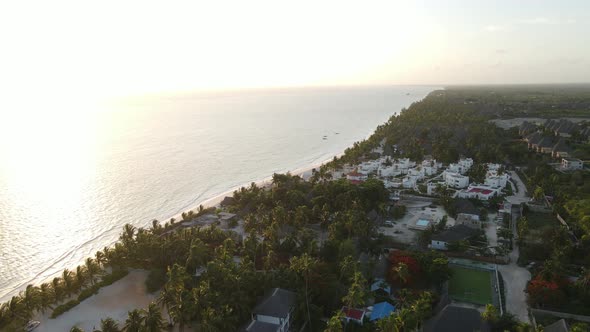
[497,243,531,322]
[506,171,529,205]
[497,172,531,323]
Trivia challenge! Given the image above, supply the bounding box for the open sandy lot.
[34,270,158,332]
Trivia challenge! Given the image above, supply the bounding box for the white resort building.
[444,171,469,189]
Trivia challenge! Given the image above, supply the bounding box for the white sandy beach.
[29,157,342,332]
[33,270,158,332]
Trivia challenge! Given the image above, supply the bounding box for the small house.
[430,224,479,250]
[242,288,296,332]
[561,158,583,171]
[369,302,396,322]
[370,278,391,296]
[341,307,366,325]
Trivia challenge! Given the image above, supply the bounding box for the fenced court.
[448,266,494,305]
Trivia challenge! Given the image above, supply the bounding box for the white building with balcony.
[444,171,469,189]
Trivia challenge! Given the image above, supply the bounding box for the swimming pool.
[416,219,430,227]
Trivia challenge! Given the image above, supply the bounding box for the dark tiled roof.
[454,198,479,216]
[543,319,569,332]
[424,305,490,332]
[552,139,571,153]
[252,288,296,319]
[536,136,555,148]
[526,132,542,144]
[240,320,280,332]
[432,224,478,243]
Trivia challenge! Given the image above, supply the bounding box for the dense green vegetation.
[2,86,589,331]
[443,84,590,118]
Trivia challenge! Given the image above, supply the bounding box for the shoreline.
[0,142,350,303]
[1,87,437,302]
[164,150,346,222]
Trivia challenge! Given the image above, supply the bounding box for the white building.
[444,171,469,189]
[457,185,500,200]
[459,157,474,171]
[359,160,381,174]
[422,159,441,174]
[561,158,583,171]
[487,163,502,172]
[484,173,510,188]
[378,166,402,178]
[456,213,482,229]
[397,158,416,169]
[244,288,296,332]
[346,170,367,182]
[408,168,425,181]
[402,176,416,189]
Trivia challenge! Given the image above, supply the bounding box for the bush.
[51,299,80,318]
[77,284,100,302]
[53,269,129,318]
[100,269,129,287]
[145,269,166,293]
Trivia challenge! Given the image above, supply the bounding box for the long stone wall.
[531,308,590,323]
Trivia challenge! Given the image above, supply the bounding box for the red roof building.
[342,307,366,324]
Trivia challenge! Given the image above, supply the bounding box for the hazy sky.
[0,0,589,101]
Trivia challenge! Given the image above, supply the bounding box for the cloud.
[484,17,576,33]
[519,17,553,24]
[518,17,577,25]
[485,25,507,32]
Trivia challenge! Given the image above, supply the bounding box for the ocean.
[0,85,435,301]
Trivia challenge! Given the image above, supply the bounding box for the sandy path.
[34,270,158,332]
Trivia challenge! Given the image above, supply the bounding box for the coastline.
[0,137,348,302]
[1,87,438,303]
[164,150,346,223]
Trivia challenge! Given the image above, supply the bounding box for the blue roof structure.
[370,279,391,295]
[370,302,396,321]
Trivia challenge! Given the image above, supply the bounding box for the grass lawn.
[448,266,493,305]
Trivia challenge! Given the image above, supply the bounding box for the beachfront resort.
[3,88,590,332]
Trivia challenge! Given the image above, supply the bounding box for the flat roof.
[467,188,493,195]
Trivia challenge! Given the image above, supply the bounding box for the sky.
[0,0,589,102]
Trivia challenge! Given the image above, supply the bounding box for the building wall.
[431,240,447,250]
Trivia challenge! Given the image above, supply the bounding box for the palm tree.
[75,265,87,291]
[120,224,136,247]
[160,264,189,329]
[52,277,64,302]
[142,302,165,332]
[123,309,144,332]
[21,284,40,318]
[95,250,107,268]
[39,282,54,312]
[85,258,101,285]
[70,326,85,332]
[393,263,410,285]
[62,269,75,296]
[290,254,318,331]
[151,219,161,234]
[5,296,27,321]
[99,317,120,332]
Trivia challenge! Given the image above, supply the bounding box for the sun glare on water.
[0,100,112,229]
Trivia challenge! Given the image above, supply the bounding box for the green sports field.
[448,266,493,305]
